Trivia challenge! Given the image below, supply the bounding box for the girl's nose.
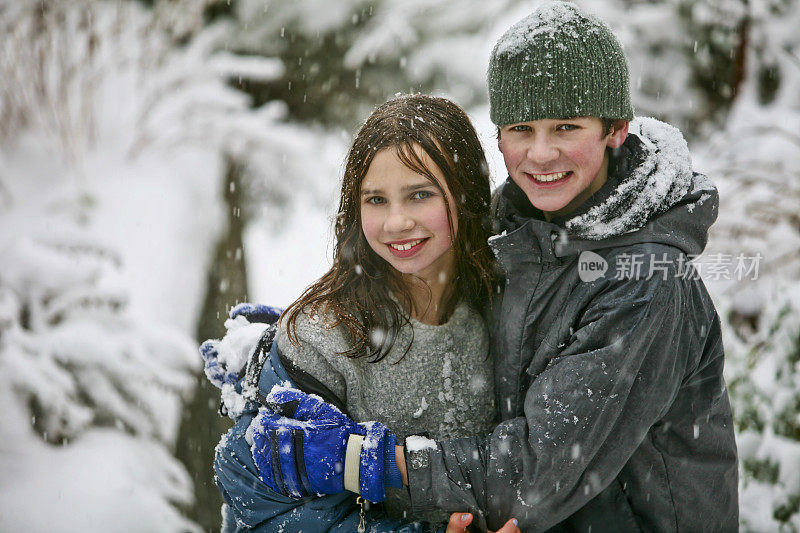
[384,206,414,233]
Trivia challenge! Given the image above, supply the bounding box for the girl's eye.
[556,124,579,131]
[411,190,434,200]
[366,196,386,205]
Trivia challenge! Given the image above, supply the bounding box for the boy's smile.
[499,117,628,219]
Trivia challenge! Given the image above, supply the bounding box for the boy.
[251,2,739,531]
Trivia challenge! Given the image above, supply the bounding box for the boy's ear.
[607,120,629,149]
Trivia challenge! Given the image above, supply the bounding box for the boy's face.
[498,117,628,219]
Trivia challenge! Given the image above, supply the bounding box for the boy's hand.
[445,513,520,533]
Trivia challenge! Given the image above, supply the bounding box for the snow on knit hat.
[488,1,634,126]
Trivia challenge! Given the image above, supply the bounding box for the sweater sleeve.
[405,274,694,531]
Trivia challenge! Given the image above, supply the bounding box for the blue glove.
[250,387,401,502]
[199,339,239,389]
[229,302,283,324]
[200,303,283,390]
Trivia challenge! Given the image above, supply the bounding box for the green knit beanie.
[488,1,634,126]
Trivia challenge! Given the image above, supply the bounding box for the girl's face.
[360,146,457,286]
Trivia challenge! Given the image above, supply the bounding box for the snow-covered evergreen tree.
[0,0,309,528]
[1,0,349,528]
[697,1,800,529]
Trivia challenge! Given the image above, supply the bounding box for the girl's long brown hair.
[282,94,498,362]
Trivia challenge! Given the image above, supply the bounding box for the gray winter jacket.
[404,118,739,532]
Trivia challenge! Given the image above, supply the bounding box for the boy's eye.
[509,124,531,132]
[556,124,579,131]
[411,190,434,200]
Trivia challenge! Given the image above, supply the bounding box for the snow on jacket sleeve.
[405,272,699,531]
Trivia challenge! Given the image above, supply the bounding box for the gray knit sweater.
[275,300,496,524]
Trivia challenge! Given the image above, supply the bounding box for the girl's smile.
[386,238,428,257]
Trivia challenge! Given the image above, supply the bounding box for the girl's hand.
[445,513,520,533]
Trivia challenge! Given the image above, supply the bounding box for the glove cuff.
[383,433,402,489]
[357,422,392,502]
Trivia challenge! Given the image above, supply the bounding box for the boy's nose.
[526,137,558,164]
[384,207,414,233]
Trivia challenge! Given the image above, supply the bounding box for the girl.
[212,94,513,532]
